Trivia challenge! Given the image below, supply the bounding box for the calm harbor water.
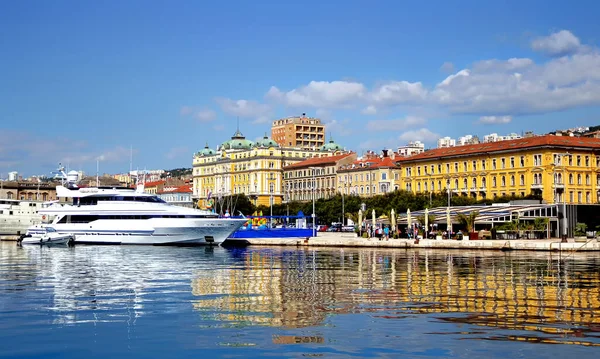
[1,242,599,358]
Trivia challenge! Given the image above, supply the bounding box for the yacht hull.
[29,218,247,245]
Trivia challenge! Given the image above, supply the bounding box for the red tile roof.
[283,153,355,170]
[400,135,600,162]
[158,185,192,194]
[338,155,400,172]
[143,180,166,187]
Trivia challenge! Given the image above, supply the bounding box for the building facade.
[398,135,600,204]
[271,114,325,149]
[158,185,193,208]
[283,153,357,201]
[397,141,425,157]
[193,130,345,208]
[0,181,57,201]
[336,150,403,198]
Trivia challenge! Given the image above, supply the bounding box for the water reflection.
[193,248,600,346]
[2,242,600,351]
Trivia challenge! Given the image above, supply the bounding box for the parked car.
[341,225,355,232]
[317,225,329,232]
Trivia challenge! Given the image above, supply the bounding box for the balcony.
[479,187,487,192]
[531,183,543,189]
[552,182,565,189]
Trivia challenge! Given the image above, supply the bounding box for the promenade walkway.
[228,232,600,252]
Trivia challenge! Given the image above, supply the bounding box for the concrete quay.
[225,232,600,252]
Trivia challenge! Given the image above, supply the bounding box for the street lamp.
[309,167,319,237]
[428,172,433,207]
[341,176,345,225]
[554,153,570,242]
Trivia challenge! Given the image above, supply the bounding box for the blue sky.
[2,0,600,177]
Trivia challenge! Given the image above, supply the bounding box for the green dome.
[198,143,216,156]
[219,128,254,150]
[254,134,280,148]
[320,137,343,152]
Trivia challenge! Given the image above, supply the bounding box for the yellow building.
[336,150,403,197]
[399,135,600,204]
[271,114,325,149]
[283,152,356,201]
[192,129,342,208]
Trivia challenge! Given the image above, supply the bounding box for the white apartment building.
[437,137,456,148]
[8,172,18,181]
[397,141,425,157]
[483,132,522,143]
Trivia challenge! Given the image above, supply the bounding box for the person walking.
[384,226,390,240]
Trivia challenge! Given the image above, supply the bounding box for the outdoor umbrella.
[390,209,396,232]
[424,208,429,235]
[372,209,376,232]
[446,207,452,235]
[358,209,363,229]
[407,208,412,235]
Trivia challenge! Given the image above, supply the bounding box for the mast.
[129,145,133,186]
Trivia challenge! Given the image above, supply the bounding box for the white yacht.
[26,169,246,245]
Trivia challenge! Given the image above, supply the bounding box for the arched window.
[481,177,487,187]
[472,178,477,188]
[520,175,524,185]
[492,177,497,187]
[501,176,506,186]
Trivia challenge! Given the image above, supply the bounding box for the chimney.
[382,149,389,157]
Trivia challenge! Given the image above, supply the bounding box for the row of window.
[57,214,217,223]
[407,173,600,192]
[405,154,600,177]
[287,183,397,198]
[2,192,50,201]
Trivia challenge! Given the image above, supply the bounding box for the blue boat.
[224,211,314,245]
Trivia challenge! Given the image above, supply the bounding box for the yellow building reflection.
[191,248,600,346]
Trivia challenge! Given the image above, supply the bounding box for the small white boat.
[19,227,74,245]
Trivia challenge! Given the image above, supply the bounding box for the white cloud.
[440,62,455,74]
[431,45,600,115]
[369,81,428,106]
[531,30,581,56]
[195,109,217,122]
[398,128,440,143]
[209,29,600,122]
[164,146,189,160]
[215,98,272,122]
[180,106,216,122]
[361,105,377,115]
[366,116,426,131]
[0,130,133,175]
[265,81,366,108]
[358,138,398,150]
[478,115,512,124]
[180,106,194,116]
[213,124,225,131]
[322,118,354,137]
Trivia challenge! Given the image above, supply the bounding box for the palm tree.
[416,214,436,226]
[457,211,479,233]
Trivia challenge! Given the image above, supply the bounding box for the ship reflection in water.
[192,248,600,347]
[2,242,600,358]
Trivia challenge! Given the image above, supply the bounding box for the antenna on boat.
[96,158,100,188]
[129,145,133,186]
